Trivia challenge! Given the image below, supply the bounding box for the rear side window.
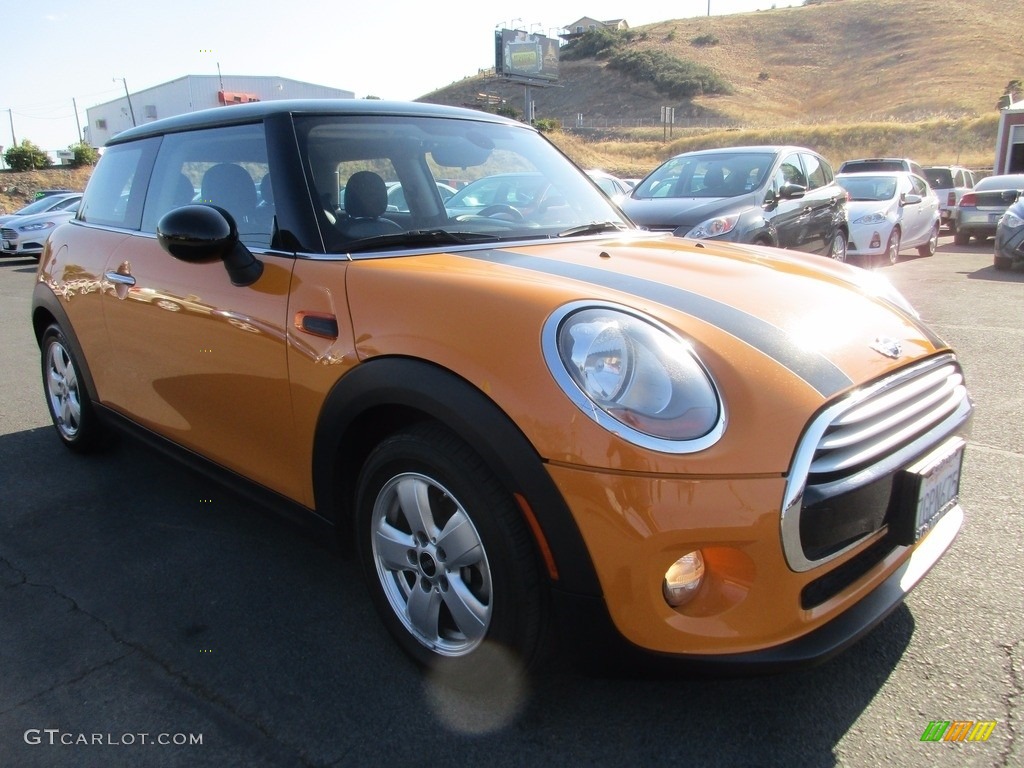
[78,139,158,229]
[800,153,830,189]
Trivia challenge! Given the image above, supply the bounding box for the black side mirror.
[777,182,807,200]
[157,205,263,287]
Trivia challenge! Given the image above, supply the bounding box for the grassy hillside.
[0,167,92,216]
[421,0,1024,176]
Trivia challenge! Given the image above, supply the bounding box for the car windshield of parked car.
[631,152,774,200]
[15,196,70,216]
[294,115,628,253]
[838,175,898,202]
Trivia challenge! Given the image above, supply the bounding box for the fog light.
[869,232,881,249]
[662,551,705,607]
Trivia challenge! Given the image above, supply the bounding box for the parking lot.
[1,239,1021,767]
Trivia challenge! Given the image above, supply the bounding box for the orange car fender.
[310,356,602,596]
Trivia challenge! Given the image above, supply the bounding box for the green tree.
[5,139,51,171]
[68,141,99,167]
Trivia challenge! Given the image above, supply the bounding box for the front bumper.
[553,505,961,674]
[995,222,1024,265]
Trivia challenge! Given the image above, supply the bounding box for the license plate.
[905,438,965,542]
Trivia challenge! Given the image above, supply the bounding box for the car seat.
[337,171,402,239]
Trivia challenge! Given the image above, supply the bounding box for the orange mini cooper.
[32,101,972,676]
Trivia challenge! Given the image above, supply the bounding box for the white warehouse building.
[85,74,355,147]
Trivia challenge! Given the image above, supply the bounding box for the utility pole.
[114,77,136,127]
[72,98,83,143]
[7,108,15,146]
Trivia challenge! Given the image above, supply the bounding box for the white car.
[837,171,940,267]
[1,202,80,259]
[585,170,630,204]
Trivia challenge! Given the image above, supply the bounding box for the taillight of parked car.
[947,192,956,207]
[958,192,977,208]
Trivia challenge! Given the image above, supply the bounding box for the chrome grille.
[1,228,15,240]
[781,353,972,572]
[808,362,965,479]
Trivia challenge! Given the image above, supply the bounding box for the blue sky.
[1,0,798,154]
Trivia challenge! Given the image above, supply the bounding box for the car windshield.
[838,175,897,202]
[924,169,953,188]
[16,197,69,215]
[631,152,774,200]
[294,115,628,253]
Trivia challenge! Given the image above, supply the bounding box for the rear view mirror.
[430,134,494,168]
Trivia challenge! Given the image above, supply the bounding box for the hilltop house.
[560,17,629,41]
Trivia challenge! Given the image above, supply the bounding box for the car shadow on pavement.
[0,425,915,768]
[0,257,39,274]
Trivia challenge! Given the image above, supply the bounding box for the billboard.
[495,29,559,83]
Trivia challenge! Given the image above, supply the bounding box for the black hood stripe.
[461,248,854,398]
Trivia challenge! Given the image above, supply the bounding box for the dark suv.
[838,157,926,179]
[620,146,850,261]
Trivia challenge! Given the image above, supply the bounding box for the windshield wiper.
[343,229,502,252]
[556,221,630,238]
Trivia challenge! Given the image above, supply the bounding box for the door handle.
[104,271,136,286]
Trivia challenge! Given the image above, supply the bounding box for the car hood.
[621,192,760,231]
[342,233,948,473]
[846,200,897,219]
[3,210,77,229]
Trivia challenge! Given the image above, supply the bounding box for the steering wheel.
[477,204,525,221]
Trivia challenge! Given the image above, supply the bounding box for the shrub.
[561,28,622,61]
[4,140,51,171]
[608,49,732,100]
[758,71,771,81]
[533,118,561,133]
[691,33,720,47]
[68,141,99,167]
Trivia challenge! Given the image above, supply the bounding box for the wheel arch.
[311,356,601,596]
[31,283,101,403]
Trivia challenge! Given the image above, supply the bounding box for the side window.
[79,138,157,229]
[800,153,828,190]
[775,154,807,189]
[141,123,271,249]
[911,176,928,196]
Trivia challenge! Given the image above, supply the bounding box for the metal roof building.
[85,74,354,147]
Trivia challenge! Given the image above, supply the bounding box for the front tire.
[885,228,901,265]
[355,423,546,679]
[828,230,848,262]
[917,223,939,257]
[40,324,108,453]
[994,256,1012,271]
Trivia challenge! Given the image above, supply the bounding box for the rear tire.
[994,256,1012,271]
[953,230,970,246]
[917,223,939,257]
[355,423,547,683]
[40,324,109,453]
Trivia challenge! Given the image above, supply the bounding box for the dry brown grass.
[424,0,1024,178]
[0,167,92,216]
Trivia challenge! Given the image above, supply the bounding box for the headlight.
[19,221,58,232]
[854,212,887,225]
[1001,212,1024,230]
[685,213,740,239]
[542,303,725,453]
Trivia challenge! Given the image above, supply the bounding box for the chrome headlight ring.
[542,301,726,454]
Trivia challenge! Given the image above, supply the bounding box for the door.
[99,122,304,501]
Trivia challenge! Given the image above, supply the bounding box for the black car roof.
[107,99,521,146]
